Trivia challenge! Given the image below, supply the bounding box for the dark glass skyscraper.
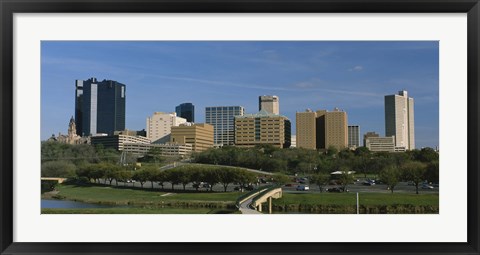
[175,103,195,122]
[75,78,126,136]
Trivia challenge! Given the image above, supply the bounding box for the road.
[283,181,439,194]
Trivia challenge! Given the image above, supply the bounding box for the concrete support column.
[268,197,272,214]
[258,204,262,212]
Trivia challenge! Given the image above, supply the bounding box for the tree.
[203,167,220,191]
[41,160,76,178]
[190,167,205,191]
[101,163,122,185]
[271,173,290,186]
[338,166,354,191]
[424,161,439,184]
[132,169,150,188]
[310,173,330,192]
[217,168,236,192]
[177,168,192,191]
[379,165,400,193]
[117,170,133,187]
[401,161,427,194]
[155,170,167,190]
[233,169,256,192]
[164,169,182,191]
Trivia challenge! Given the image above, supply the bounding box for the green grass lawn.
[273,193,439,206]
[50,184,241,205]
[41,207,241,214]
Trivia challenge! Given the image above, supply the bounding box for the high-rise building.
[205,106,245,146]
[175,103,195,122]
[385,90,415,150]
[324,108,348,150]
[363,131,380,147]
[170,123,214,152]
[259,95,279,115]
[296,109,317,149]
[146,112,187,143]
[75,78,126,136]
[348,125,360,148]
[234,110,291,148]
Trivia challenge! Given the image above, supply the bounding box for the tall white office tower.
[384,90,415,150]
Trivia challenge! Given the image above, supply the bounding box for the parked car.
[296,185,310,191]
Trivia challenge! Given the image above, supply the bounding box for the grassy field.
[273,193,439,206]
[49,184,241,205]
[42,207,240,214]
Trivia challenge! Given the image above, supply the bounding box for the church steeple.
[68,116,77,137]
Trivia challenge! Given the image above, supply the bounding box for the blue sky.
[41,41,439,148]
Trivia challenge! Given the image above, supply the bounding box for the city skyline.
[41,41,439,148]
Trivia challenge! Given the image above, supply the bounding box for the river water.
[41,199,123,209]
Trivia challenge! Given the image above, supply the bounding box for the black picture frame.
[1,0,479,254]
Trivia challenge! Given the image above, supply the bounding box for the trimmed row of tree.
[75,164,262,192]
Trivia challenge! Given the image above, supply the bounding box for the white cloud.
[349,65,364,72]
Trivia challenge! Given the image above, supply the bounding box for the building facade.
[363,131,380,147]
[365,136,395,152]
[234,110,291,148]
[146,112,186,143]
[296,109,317,149]
[91,134,150,151]
[348,125,360,149]
[123,143,193,158]
[75,77,126,136]
[175,103,195,122]
[205,106,245,146]
[385,90,415,150]
[258,95,279,115]
[47,116,90,144]
[324,108,348,150]
[170,123,214,152]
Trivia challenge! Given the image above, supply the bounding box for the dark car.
[327,187,348,192]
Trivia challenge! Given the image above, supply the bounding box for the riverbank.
[42,184,240,214]
[271,193,439,214]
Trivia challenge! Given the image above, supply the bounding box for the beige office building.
[363,131,380,147]
[259,95,279,115]
[146,112,186,143]
[385,90,415,150]
[325,108,348,150]
[234,110,291,148]
[170,123,214,152]
[123,143,193,158]
[296,109,317,149]
[365,136,395,152]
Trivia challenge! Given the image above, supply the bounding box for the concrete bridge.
[237,186,283,214]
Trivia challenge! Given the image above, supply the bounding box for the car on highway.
[326,187,348,192]
[363,180,375,186]
[296,185,310,191]
[422,184,434,189]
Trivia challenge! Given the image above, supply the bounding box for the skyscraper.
[296,109,317,149]
[259,95,279,115]
[325,108,348,150]
[205,106,245,146]
[348,125,360,148]
[146,112,187,143]
[175,103,195,122]
[385,90,415,150]
[75,78,126,136]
